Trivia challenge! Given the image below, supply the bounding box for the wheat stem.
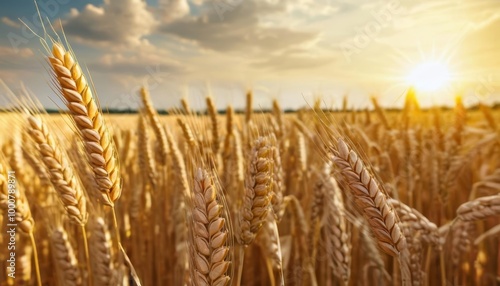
[29,231,42,286]
[81,225,93,286]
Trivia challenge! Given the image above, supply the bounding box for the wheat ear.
[371,97,390,129]
[332,139,411,285]
[190,168,231,286]
[222,105,234,155]
[239,136,274,245]
[270,135,284,222]
[181,97,191,115]
[206,96,220,154]
[49,42,121,206]
[51,227,82,286]
[0,159,40,285]
[332,139,406,257]
[138,113,157,188]
[457,195,500,222]
[245,90,253,123]
[27,115,88,224]
[165,128,190,195]
[90,217,116,286]
[27,115,93,284]
[0,160,6,205]
[178,118,198,151]
[388,199,439,246]
[140,86,169,165]
[322,171,351,284]
[23,148,51,187]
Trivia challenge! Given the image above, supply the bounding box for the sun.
[406,61,451,92]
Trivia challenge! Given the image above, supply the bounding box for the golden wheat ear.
[239,136,274,246]
[140,86,169,166]
[189,167,231,286]
[48,42,121,206]
[50,227,82,286]
[26,115,88,225]
[331,138,412,284]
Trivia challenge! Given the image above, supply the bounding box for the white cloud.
[1,17,21,29]
[63,0,156,48]
[90,47,185,77]
[159,0,190,23]
[0,46,33,58]
[160,0,319,55]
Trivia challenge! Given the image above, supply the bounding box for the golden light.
[406,61,451,92]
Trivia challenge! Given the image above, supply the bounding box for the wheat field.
[0,41,500,286]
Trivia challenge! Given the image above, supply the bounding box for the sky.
[0,0,499,111]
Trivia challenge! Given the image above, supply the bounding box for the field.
[0,43,500,286]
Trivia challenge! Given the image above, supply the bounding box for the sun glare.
[406,61,451,92]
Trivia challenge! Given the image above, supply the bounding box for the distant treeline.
[0,103,499,115]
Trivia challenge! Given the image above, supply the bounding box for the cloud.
[63,0,156,48]
[460,14,500,69]
[90,55,183,77]
[0,45,37,82]
[89,47,185,77]
[0,46,33,59]
[1,17,21,29]
[252,49,334,71]
[159,0,190,23]
[160,0,318,54]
